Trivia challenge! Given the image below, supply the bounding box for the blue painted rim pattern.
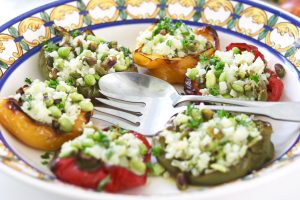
[0,0,299,181]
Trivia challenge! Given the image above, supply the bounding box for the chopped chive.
[152,146,162,157]
[25,77,32,84]
[97,176,111,192]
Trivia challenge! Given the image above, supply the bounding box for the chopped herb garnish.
[24,77,32,85]
[209,86,220,96]
[41,151,54,165]
[236,118,250,126]
[166,40,173,47]
[187,119,202,129]
[120,47,131,57]
[217,110,231,118]
[97,175,111,191]
[152,17,180,36]
[199,54,209,64]
[66,79,73,86]
[56,102,65,110]
[186,104,194,116]
[249,75,260,84]
[47,79,59,89]
[44,41,58,52]
[209,55,220,65]
[214,61,225,77]
[105,150,114,160]
[41,160,49,165]
[152,146,162,157]
[23,94,33,102]
[147,162,154,171]
[71,29,81,37]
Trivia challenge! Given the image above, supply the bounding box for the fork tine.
[100,90,149,104]
[96,97,145,113]
[92,112,137,131]
[94,106,141,124]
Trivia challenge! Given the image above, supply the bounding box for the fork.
[93,91,300,136]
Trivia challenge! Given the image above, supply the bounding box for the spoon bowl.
[99,72,179,98]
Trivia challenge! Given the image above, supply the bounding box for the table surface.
[0,1,299,200]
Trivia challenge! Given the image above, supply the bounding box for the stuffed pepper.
[185,43,284,101]
[0,79,93,150]
[51,125,151,192]
[153,104,274,189]
[40,28,137,98]
[133,17,219,83]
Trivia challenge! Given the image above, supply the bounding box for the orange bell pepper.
[0,98,91,151]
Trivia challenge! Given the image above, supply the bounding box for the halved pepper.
[133,23,219,84]
[153,120,274,186]
[39,28,137,99]
[185,43,284,101]
[51,130,151,192]
[0,98,91,151]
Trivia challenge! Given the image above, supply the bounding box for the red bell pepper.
[226,43,283,101]
[52,131,151,193]
[184,43,284,101]
[226,43,266,62]
[266,69,284,101]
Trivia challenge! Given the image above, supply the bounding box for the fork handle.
[174,104,300,122]
[175,95,280,107]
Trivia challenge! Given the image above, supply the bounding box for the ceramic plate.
[0,0,300,199]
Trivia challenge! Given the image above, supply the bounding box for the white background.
[0,0,299,199]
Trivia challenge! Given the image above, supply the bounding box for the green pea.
[114,64,128,72]
[232,47,241,55]
[49,106,62,118]
[187,68,198,81]
[70,86,77,93]
[86,35,105,45]
[125,57,131,66]
[219,72,226,82]
[69,92,84,102]
[79,100,94,112]
[82,138,95,147]
[150,163,165,176]
[56,85,67,92]
[45,99,54,107]
[54,58,64,69]
[84,74,96,86]
[58,117,73,132]
[94,74,100,81]
[232,82,244,93]
[80,50,92,57]
[129,160,146,175]
[222,94,232,98]
[58,47,71,59]
[205,71,216,88]
[139,144,148,156]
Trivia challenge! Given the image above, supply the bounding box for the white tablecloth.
[0,1,299,199]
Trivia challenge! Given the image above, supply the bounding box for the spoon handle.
[175,95,281,107]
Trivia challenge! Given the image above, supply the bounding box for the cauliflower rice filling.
[44,31,133,87]
[186,48,270,100]
[157,105,262,176]
[136,18,208,59]
[14,79,93,132]
[59,125,148,175]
